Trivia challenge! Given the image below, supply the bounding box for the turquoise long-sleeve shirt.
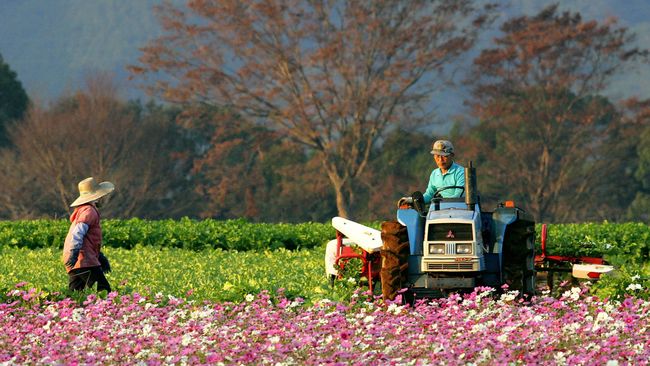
[423,162,465,203]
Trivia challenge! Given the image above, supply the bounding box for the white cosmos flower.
[596,311,610,323]
[626,283,643,291]
[387,303,402,314]
[71,308,84,322]
[142,324,153,336]
[181,333,193,347]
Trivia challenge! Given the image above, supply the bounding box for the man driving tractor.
[327,139,464,283]
[423,140,465,201]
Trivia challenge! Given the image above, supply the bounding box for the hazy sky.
[0,0,648,123]
[506,0,650,101]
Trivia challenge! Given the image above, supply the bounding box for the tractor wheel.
[502,232,536,297]
[522,234,537,295]
[380,221,409,301]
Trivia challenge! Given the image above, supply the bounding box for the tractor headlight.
[429,244,445,254]
[456,244,472,254]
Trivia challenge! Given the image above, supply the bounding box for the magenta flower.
[1,286,649,365]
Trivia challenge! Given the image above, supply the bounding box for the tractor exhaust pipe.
[465,161,477,211]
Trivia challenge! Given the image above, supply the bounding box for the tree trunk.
[333,181,350,218]
[324,164,350,218]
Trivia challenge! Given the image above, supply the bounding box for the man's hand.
[397,196,413,208]
[98,252,111,273]
[65,250,79,268]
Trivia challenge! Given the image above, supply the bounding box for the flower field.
[1,219,650,364]
[1,285,649,365]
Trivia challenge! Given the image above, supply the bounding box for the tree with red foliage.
[467,5,647,223]
[130,0,494,218]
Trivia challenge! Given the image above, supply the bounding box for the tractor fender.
[396,208,424,255]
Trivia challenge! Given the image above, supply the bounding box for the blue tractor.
[330,162,615,300]
[391,162,536,300]
[331,162,537,300]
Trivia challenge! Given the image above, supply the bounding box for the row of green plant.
[0,246,350,304]
[0,218,337,251]
[1,245,648,304]
[543,221,650,267]
[0,219,648,263]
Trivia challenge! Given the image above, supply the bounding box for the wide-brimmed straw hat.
[70,177,115,207]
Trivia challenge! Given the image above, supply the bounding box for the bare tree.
[0,75,197,219]
[130,0,494,218]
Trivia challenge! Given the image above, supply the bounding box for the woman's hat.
[70,177,115,207]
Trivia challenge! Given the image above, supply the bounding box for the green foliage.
[0,246,354,304]
[536,221,650,299]
[538,222,650,263]
[101,218,336,251]
[1,219,648,259]
[0,219,69,248]
[0,218,337,251]
[627,126,650,223]
[1,218,648,302]
[627,192,650,224]
[1,219,649,302]
[0,53,29,145]
[590,263,650,301]
[634,126,650,191]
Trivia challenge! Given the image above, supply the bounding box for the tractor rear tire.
[380,221,409,301]
[502,229,536,297]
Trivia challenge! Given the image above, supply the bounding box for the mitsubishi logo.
[446,230,455,238]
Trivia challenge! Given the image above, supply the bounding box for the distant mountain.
[0,0,649,116]
[0,0,184,102]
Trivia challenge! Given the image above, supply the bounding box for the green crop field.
[0,246,371,304]
[1,220,649,303]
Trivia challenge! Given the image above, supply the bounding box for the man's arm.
[64,222,88,268]
[453,164,466,197]
[422,170,437,204]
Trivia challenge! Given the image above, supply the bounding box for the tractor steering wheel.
[433,185,465,198]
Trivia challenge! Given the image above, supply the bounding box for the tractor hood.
[427,203,480,222]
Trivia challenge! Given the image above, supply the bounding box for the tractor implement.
[534,223,615,290]
[331,217,382,293]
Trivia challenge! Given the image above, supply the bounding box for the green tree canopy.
[626,100,650,223]
[0,54,29,146]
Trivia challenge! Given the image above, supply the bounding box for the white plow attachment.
[572,263,616,279]
[331,217,383,253]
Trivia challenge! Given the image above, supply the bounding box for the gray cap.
[430,140,454,156]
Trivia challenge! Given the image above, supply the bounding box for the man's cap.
[430,140,454,156]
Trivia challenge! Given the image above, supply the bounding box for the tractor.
[330,161,614,301]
